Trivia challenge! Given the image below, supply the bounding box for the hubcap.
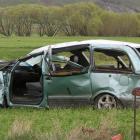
[98,94,117,109]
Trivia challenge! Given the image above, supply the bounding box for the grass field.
[0,36,140,140]
[0,108,140,140]
[0,36,140,60]
[0,108,138,140]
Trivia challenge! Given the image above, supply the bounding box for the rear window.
[93,49,133,73]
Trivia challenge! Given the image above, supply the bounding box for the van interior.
[10,54,43,105]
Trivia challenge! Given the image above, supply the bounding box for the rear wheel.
[94,94,122,109]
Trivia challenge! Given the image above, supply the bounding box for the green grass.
[0,108,138,140]
[0,36,140,60]
[0,36,140,140]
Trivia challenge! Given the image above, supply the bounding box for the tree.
[0,7,14,36]
[119,14,140,36]
[45,7,61,36]
[61,3,103,36]
[0,3,139,37]
[11,5,34,36]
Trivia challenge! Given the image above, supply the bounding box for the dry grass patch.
[6,110,127,140]
[7,119,33,140]
[67,111,120,140]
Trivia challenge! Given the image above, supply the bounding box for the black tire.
[1,96,8,108]
[94,94,123,109]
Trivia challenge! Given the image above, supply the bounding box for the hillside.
[0,0,140,12]
[95,0,140,12]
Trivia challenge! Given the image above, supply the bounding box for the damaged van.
[1,39,140,109]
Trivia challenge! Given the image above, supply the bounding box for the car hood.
[0,60,16,71]
[0,60,9,68]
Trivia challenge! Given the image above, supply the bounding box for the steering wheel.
[68,61,84,68]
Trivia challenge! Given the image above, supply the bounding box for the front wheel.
[94,94,122,109]
[0,96,8,108]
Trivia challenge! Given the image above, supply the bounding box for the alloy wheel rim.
[98,94,117,109]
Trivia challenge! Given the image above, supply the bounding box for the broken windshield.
[20,55,42,67]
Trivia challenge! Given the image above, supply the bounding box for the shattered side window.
[50,47,90,76]
[93,49,133,73]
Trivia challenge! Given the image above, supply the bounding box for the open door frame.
[0,71,5,107]
[40,46,52,108]
[6,51,49,108]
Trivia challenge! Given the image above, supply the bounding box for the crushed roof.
[29,39,140,55]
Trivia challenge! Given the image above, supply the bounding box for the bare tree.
[0,9,13,36]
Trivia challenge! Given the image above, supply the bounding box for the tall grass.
[5,108,135,140]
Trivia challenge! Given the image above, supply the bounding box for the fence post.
[132,87,140,140]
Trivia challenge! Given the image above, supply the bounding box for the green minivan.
[1,40,140,109]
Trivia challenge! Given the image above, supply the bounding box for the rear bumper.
[120,97,140,108]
